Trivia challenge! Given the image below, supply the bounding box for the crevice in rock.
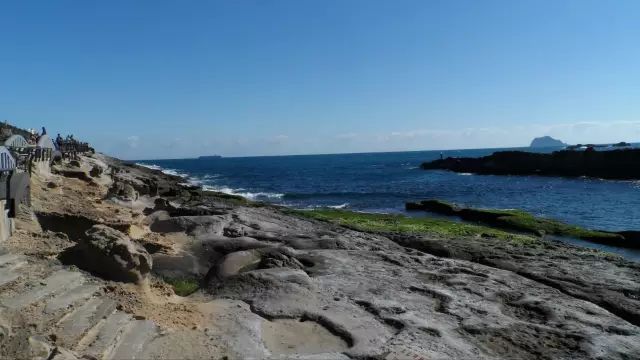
[354,300,405,334]
[299,313,355,348]
[354,300,380,316]
[418,327,442,337]
[380,317,404,331]
[35,212,100,241]
[384,232,640,328]
[513,271,640,328]
[35,212,130,242]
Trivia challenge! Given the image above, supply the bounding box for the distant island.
[530,136,567,148]
[198,155,222,160]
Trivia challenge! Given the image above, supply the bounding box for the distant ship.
[198,155,222,160]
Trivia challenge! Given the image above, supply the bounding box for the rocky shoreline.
[421,148,640,179]
[1,152,640,359]
[406,199,640,249]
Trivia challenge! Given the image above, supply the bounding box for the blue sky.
[1,0,639,159]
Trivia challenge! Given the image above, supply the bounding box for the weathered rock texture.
[106,182,138,202]
[60,225,151,283]
[2,152,640,360]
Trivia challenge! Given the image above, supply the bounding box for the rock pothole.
[261,317,350,355]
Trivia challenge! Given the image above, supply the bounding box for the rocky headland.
[530,136,567,148]
[1,152,640,359]
[421,148,640,179]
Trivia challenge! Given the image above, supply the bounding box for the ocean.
[136,147,640,233]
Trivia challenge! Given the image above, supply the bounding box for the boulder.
[216,250,262,279]
[60,225,152,283]
[107,182,139,202]
[28,336,53,360]
[153,198,176,212]
[89,165,103,178]
[69,160,81,168]
[143,210,171,226]
[258,247,304,270]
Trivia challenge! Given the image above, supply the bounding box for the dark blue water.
[137,147,640,232]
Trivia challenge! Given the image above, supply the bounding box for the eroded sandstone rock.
[107,182,139,202]
[89,165,103,178]
[60,225,152,283]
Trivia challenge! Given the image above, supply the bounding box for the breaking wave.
[201,185,284,200]
[135,163,189,178]
[136,162,284,201]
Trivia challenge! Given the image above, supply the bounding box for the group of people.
[26,127,47,145]
[55,133,90,158]
[55,133,76,147]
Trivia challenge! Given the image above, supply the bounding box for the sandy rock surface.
[0,153,639,359]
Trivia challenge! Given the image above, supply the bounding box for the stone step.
[2,270,84,309]
[107,320,159,360]
[56,297,116,347]
[0,253,22,267]
[0,254,27,287]
[45,284,101,314]
[0,268,20,287]
[81,311,132,360]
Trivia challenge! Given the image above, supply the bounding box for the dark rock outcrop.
[421,149,640,180]
[89,165,103,178]
[107,182,139,202]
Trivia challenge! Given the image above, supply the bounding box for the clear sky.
[1,0,639,159]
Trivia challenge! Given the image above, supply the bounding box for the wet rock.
[60,225,152,283]
[69,160,81,168]
[46,182,58,189]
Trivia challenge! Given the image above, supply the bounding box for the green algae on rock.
[290,208,537,245]
[405,199,630,247]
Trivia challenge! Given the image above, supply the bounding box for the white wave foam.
[458,172,473,176]
[327,203,349,209]
[137,163,283,201]
[202,185,284,200]
[135,163,189,178]
[135,163,162,171]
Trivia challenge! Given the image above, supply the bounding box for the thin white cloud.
[126,135,140,148]
[267,134,289,145]
[335,133,358,141]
